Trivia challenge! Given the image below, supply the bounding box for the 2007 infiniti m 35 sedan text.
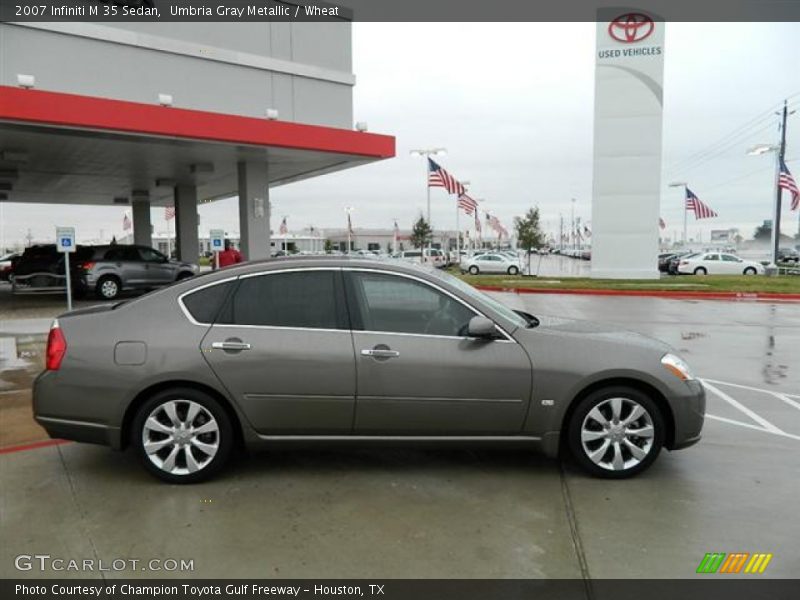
[34,258,705,483]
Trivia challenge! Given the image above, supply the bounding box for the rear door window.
[218,270,345,330]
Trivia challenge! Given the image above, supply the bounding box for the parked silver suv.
[78,244,198,299]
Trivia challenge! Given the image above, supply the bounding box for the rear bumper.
[33,370,123,449]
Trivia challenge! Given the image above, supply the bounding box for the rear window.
[181,281,235,324]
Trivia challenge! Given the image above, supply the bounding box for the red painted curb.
[474,285,800,302]
[0,439,71,455]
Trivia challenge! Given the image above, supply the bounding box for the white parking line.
[704,414,800,442]
[700,380,785,435]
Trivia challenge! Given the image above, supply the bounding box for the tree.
[754,222,772,241]
[514,207,545,276]
[410,215,433,250]
[324,239,334,254]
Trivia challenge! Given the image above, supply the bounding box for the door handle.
[361,348,400,358]
[211,341,251,351]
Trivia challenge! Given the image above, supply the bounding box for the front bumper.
[666,379,706,450]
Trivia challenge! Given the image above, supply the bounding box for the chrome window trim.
[177,275,239,327]
[177,265,517,343]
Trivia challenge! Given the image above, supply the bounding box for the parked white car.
[463,253,523,275]
[677,252,765,275]
[395,249,446,268]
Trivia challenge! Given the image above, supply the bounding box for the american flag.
[474,210,482,236]
[164,206,175,221]
[659,217,666,230]
[685,188,718,219]
[457,193,479,215]
[122,213,131,231]
[347,212,353,234]
[393,220,399,234]
[486,213,508,238]
[428,159,465,196]
[779,158,799,210]
[279,217,288,235]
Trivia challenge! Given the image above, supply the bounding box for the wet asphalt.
[1,284,798,579]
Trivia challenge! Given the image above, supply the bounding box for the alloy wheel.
[100,279,119,298]
[580,397,655,472]
[142,399,220,476]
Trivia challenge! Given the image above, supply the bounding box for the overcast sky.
[2,22,799,248]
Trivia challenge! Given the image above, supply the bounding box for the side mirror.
[467,316,496,339]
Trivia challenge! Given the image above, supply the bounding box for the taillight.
[46,320,67,371]
[78,261,95,270]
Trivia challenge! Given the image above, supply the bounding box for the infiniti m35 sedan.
[34,258,705,483]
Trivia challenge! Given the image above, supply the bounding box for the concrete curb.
[474,285,800,303]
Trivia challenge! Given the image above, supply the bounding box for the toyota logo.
[608,13,655,43]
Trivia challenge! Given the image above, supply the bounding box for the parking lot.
[1,283,798,579]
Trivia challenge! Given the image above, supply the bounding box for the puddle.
[0,334,45,391]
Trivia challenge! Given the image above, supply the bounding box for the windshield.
[428,268,528,329]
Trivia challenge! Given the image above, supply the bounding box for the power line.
[665,97,799,177]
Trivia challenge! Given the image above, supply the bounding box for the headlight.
[661,353,695,381]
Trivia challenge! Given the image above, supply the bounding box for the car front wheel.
[468,266,479,275]
[567,386,664,478]
[507,266,519,275]
[693,267,707,275]
[743,267,757,275]
[132,388,233,483]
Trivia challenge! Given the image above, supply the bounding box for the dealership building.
[0,21,395,261]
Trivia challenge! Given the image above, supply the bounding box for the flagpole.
[683,185,688,245]
[455,203,460,265]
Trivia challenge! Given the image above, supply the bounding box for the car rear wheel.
[468,266,479,275]
[743,267,757,275]
[96,276,121,300]
[507,266,519,275]
[132,388,233,483]
[693,267,707,275]
[567,386,664,479]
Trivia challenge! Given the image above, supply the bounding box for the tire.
[693,267,707,275]
[743,267,757,275]
[507,266,519,275]
[567,386,665,479]
[468,266,479,275]
[132,387,233,484]
[96,276,121,300]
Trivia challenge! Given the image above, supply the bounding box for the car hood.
[528,314,673,354]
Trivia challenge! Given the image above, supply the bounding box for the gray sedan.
[34,258,704,483]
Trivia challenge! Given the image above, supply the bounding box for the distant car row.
[658,251,765,275]
[7,244,198,299]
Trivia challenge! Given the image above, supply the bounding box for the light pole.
[410,147,446,258]
[668,182,688,245]
[345,206,354,254]
[570,198,576,251]
[747,144,781,265]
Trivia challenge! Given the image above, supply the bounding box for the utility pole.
[559,214,564,252]
[773,100,789,265]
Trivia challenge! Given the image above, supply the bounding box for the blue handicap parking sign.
[61,238,72,247]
